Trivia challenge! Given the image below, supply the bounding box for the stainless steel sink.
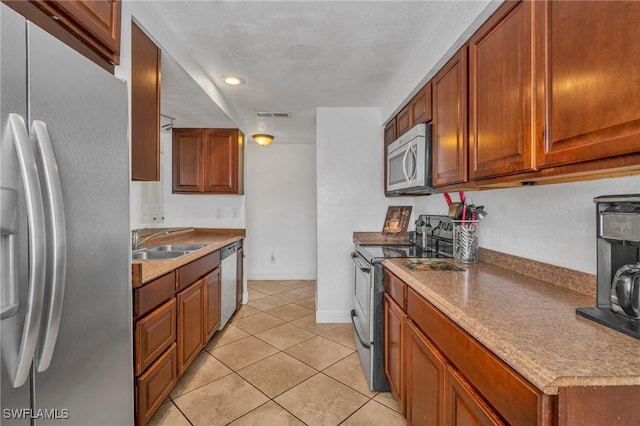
[144,243,209,252]
[132,242,210,261]
[132,250,188,260]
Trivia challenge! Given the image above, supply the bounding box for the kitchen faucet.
[132,228,172,250]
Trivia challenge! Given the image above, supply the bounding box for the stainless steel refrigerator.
[1,4,133,425]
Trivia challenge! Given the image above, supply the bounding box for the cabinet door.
[411,83,432,125]
[384,119,397,194]
[204,268,221,343]
[236,246,244,310]
[131,22,160,181]
[384,294,406,414]
[405,320,447,426]
[203,129,240,194]
[469,1,535,180]
[177,280,204,376]
[397,105,412,137]
[535,1,640,168]
[433,47,468,186]
[445,366,505,426]
[135,298,177,376]
[136,343,177,426]
[172,129,204,192]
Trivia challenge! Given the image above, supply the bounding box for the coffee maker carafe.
[577,194,640,339]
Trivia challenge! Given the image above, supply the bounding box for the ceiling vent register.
[256,112,290,118]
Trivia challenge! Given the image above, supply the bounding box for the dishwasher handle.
[221,242,239,260]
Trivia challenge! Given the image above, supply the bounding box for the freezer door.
[26,21,133,426]
[1,5,36,425]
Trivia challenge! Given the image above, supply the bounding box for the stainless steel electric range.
[351,215,453,391]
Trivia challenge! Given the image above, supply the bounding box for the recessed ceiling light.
[222,75,245,86]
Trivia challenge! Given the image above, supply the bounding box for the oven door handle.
[351,252,371,273]
[350,310,371,349]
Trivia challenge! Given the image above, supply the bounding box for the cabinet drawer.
[177,251,221,291]
[384,269,406,309]
[407,288,552,425]
[134,272,175,319]
[445,365,505,425]
[135,299,176,376]
[136,343,177,426]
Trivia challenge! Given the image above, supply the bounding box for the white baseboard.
[315,310,351,324]
[247,272,316,281]
[242,291,249,304]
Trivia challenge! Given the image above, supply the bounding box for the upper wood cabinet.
[172,128,244,194]
[131,22,161,181]
[32,0,121,63]
[410,83,432,125]
[469,0,535,180]
[534,1,640,168]
[5,0,121,71]
[432,47,468,187]
[396,105,412,137]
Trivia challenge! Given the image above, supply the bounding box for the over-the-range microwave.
[386,122,436,194]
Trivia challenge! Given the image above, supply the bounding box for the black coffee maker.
[577,194,640,339]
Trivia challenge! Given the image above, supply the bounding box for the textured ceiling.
[152,1,491,144]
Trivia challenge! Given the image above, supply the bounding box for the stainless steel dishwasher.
[219,242,239,329]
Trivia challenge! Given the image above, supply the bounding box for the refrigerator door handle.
[32,121,67,372]
[7,113,47,388]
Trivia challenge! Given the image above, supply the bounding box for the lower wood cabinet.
[177,280,205,376]
[445,366,505,426]
[384,269,551,426]
[135,298,176,376]
[404,319,446,426]
[133,242,243,425]
[384,294,406,413]
[136,343,177,426]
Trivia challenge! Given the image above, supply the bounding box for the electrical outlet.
[216,208,223,218]
[270,252,275,264]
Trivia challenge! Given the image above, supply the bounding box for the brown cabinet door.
[136,343,177,426]
[384,294,406,414]
[203,268,221,343]
[535,1,640,168]
[131,22,160,181]
[445,366,505,426]
[236,246,243,310]
[384,119,397,194]
[469,1,535,180]
[203,129,242,194]
[411,83,432,125]
[135,298,177,376]
[177,280,204,376]
[404,320,447,426]
[29,0,121,65]
[433,47,468,186]
[172,129,204,192]
[397,105,412,137]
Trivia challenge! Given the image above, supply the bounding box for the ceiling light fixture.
[222,75,245,86]
[252,134,274,147]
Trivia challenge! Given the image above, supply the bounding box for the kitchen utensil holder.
[452,220,479,263]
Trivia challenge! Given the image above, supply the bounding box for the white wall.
[412,175,640,274]
[245,143,317,280]
[316,107,412,322]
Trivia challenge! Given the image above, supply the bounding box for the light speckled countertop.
[132,228,244,287]
[383,258,640,395]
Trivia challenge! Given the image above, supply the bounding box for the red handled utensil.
[443,192,452,206]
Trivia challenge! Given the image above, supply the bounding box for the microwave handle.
[402,145,411,183]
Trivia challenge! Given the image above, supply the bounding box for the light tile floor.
[148,280,406,426]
